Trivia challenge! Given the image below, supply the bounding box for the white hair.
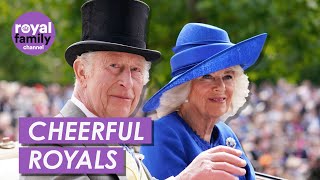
[74,51,151,89]
[143,61,152,85]
[155,65,250,121]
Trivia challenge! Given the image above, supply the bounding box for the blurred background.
[0,0,319,179]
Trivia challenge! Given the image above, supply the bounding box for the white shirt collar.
[71,94,97,117]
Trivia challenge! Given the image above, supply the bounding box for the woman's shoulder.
[153,112,188,136]
[215,121,237,136]
[154,111,183,126]
[216,121,232,129]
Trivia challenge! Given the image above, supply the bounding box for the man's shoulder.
[55,113,63,117]
[58,100,86,117]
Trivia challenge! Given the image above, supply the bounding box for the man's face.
[83,51,146,117]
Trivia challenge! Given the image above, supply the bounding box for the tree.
[1,0,319,93]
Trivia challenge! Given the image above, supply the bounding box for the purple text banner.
[19,117,152,144]
[19,147,124,174]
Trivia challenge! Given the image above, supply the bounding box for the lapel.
[58,100,153,180]
[59,100,86,118]
[141,162,153,180]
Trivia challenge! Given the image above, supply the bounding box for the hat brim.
[65,40,161,66]
[143,33,267,112]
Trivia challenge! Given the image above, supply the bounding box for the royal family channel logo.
[11,12,55,56]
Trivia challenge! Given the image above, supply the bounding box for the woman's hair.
[154,65,250,121]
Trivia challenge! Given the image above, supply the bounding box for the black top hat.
[65,0,161,66]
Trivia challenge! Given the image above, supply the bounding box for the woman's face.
[187,68,235,120]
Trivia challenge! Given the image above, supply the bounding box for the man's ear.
[73,59,87,88]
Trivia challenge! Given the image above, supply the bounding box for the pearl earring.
[185,99,189,103]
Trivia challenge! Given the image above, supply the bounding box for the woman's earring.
[185,99,189,103]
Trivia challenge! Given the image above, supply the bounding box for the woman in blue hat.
[141,23,267,180]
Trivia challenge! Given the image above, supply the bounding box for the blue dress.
[140,111,255,180]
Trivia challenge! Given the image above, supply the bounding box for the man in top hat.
[22,0,250,180]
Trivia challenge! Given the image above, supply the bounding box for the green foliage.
[0,0,84,85]
[1,0,320,93]
[144,0,320,97]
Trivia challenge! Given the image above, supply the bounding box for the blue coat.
[140,111,255,180]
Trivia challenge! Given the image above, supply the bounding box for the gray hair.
[155,65,250,121]
[74,51,151,89]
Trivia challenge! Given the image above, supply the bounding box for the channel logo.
[11,12,55,56]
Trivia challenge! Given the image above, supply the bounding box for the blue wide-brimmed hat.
[143,23,267,112]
